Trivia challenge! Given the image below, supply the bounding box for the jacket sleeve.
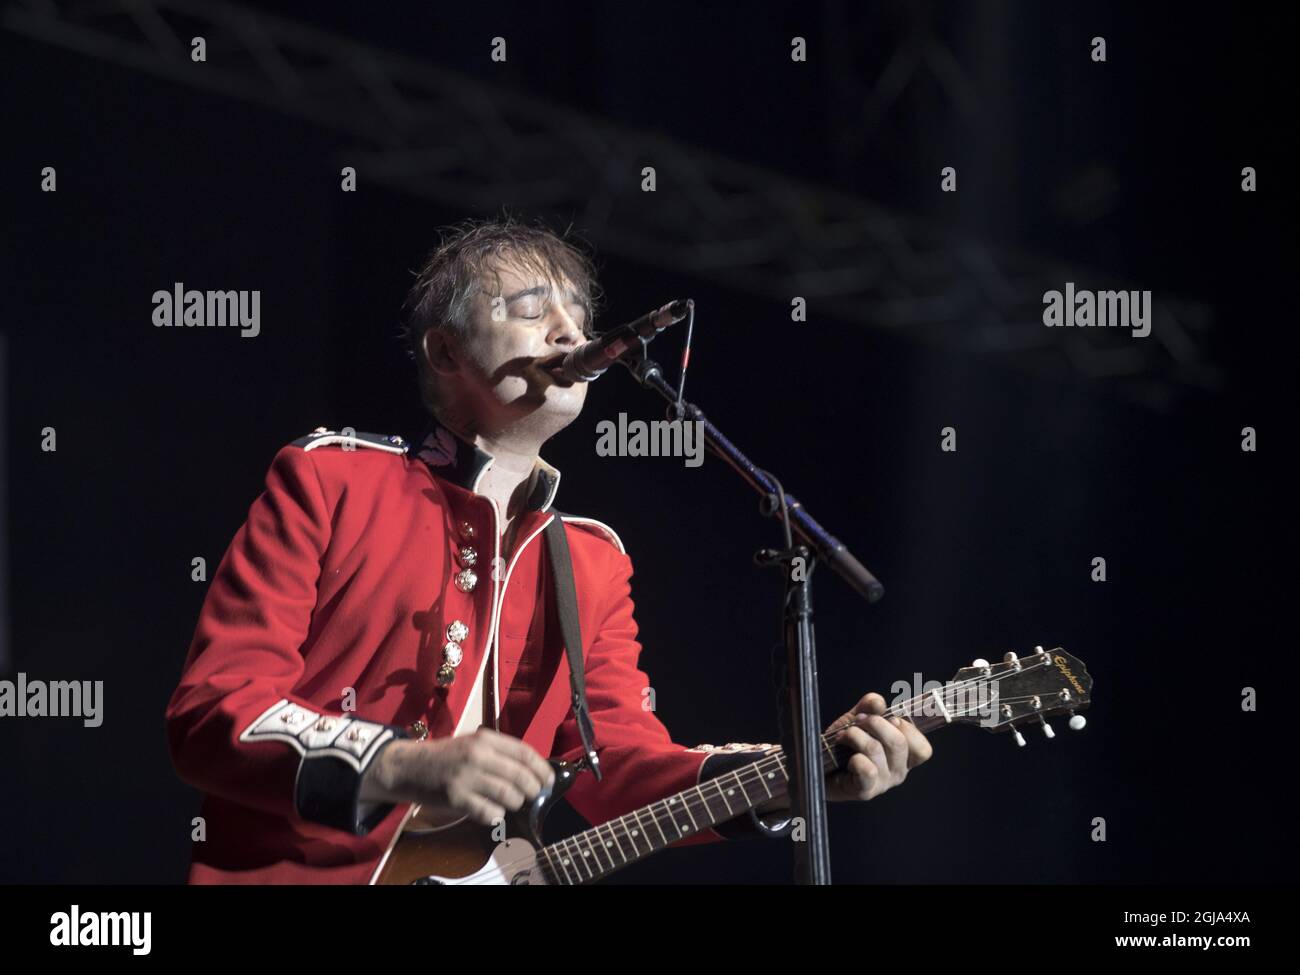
[550,546,791,845]
[164,444,407,835]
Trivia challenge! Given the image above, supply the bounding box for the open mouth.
[536,353,576,385]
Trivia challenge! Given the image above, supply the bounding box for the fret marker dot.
[631,829,639,836]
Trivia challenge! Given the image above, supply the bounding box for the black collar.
[404,416,561,513]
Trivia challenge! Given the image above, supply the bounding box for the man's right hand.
[359,728,556,827]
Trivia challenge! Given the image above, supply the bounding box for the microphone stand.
[613,337,884,886]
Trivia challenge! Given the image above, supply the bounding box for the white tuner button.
[1034,645,1045,654]
[1040,720,1055,739]
[1068,715,1087,731]
[972,658,990,668]
[1003,652,1019,662]
[1012,728,1027,747]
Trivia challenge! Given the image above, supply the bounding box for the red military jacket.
[166,417,790,883]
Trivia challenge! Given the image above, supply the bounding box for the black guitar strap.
[544,514,603,781]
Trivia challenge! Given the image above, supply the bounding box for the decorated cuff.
[239,699,407,835]
[696,745,794,841]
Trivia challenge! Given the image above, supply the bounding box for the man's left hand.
[751,691,934,817]
[823,691,933,802]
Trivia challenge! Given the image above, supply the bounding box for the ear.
[421,329,460,376]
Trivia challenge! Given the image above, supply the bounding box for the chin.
[502,381,585,432]
[537,386,586,428]
[548,382,586,412]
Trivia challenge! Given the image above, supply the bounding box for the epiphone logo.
[1053,655,1085,696]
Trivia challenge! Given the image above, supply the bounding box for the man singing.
[164,217,933,883]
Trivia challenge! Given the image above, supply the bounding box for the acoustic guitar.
[371,646,1093,884]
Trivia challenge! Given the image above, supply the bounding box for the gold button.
[454,568,478,592]
[443,641,463,667]
[458,545,478,568]
[446,619,469,643]
[436,664,456,687]
[407,719,428,740]
[460,521,476,540]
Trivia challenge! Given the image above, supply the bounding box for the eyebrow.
[503,284,583,304]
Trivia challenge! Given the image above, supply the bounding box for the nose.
[546,304,585,349]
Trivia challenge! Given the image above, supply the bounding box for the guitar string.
[520,672,1051,882]
[441,656,1075,884]
[444,685,1071,885]
[534,657,1057,873]
[449,687,1063,885]
[529,690,1059,887]
[455,727,1027,882]
[450,673,1067,886]
[453,718,924,887]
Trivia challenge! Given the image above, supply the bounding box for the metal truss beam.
[4,0,1220,410]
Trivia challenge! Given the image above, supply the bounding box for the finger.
[442,781,506,827]
[858,692,888,716]
[467,735,548,798]
[846,752,881,800]
[825,691,888,735]
[472,751,545,803]
[846,692,888,718]
[863,715,910,778]
[825,712,855,735]
[839,725,889,784]
[897,720,935,768]
[468,768,529,812]
[462,794,507,828]
[480,730,557,788]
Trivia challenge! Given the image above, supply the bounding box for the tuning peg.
[971,658,990,668]
[1039,717,1055,739]
[1011,727,1027,747]
[1034,645,1046,654]
[1003,651,1021,672]
[1068,714,1087,731]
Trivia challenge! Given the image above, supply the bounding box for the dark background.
[0,1,1291,883]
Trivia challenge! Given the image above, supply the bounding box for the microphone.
[558,299,692,383]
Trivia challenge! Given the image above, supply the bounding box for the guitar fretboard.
[536,707,950,885]
[524,650,1085,885]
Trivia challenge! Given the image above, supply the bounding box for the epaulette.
[290,427,410,454]
[557,513,627,555]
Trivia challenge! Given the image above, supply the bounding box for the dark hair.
[400,215,603,415]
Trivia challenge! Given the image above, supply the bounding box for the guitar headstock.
[944,646,1092,744]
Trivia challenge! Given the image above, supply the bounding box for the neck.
[477,455,537,525]
[436,411,542,524]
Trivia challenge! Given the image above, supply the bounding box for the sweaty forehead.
[481,258,579,301]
